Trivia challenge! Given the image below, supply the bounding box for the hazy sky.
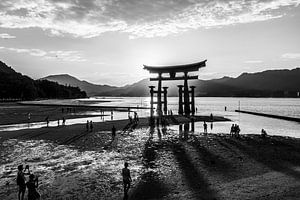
[0,0,300,86]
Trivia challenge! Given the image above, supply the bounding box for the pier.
[235,110,300,122]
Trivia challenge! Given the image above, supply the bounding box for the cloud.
[281,53,300,59]
[0,33,16,39]
[0,46,86,62]
[244,60,263,64]
[0,0,299,38]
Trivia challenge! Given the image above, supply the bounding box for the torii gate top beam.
[143,60,207,74]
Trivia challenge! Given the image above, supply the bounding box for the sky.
[0,0,300,86]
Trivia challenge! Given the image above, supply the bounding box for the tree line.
[0,61,87,100]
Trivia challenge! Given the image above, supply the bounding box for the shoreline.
[1,122,300,199]
[1,102,300,199]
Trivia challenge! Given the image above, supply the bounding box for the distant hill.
[211,68,300,91]
[0,61,87,100]
[97,68,300,97]
[41,67,300,97]
[42,74,117,96]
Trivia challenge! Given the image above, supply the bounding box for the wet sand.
[0,113,300,199]
[0,102,107,125]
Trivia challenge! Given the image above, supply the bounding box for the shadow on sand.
[171,141,218,200]
[223,136,300,180]
[129,126,169,200]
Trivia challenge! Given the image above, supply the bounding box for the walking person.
[86,120,89,132]
[62,117,66,126]
[26,174,40,200]
[230,124,235,136]
[17,164,30,200]
[57,119,60,127]
[203,121,208,134]
[27,113,31,127]
[45,116,49,127]
[89,121,93,132]
[122,162,132,200]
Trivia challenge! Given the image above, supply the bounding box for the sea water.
[1,97,299,137]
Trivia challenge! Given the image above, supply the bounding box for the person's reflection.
[191,119,195,132]
[157,127,162,141]
[149,125,154,139]
[184,123,189,140]
[179,124,183,140]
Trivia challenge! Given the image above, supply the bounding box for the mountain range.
[0,61,86,100]
[42,68,300,97]
[41,74,117,96]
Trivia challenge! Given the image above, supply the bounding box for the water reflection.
[0,111,129,132]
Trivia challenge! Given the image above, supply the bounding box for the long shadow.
[130,171,169,200]
[171,142,218,200]
[129,127,169,199]
[223,136,300,180]
[189,135,234,175]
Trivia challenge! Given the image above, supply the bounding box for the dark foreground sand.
[0,113,300,199]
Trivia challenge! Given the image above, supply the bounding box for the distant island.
[43,68,300,98]
[1,60,299,100]
[0,61,87,100]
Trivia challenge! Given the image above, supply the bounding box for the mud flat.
[0,102,108,125]
[1,114,299,199]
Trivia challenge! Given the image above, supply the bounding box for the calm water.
[88,97,300,138]
[0,97,300,199]
[1,97,299,137]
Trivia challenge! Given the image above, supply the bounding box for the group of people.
[86,120,94,132]
[16,162,132,200]
[203,120,213,134]
[45,116,66,127]
[57,117,66,126]
[128,112,139,124]
[230,124,241,137]
[17,164,40,200]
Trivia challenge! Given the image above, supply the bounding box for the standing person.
[261,129,267,138]
[45,116,49,127]
[86,120,89,132]
[57,119,60,127]
[27,113,31,127]
[230,124,235,136]
[203,121,208,134]
[17,164,30,200]
[62,117,66,126]
[26,174,40,200]
[90,121,93,132]
[236,125,241,137]
[122,162,132,200]
[112,125,116,140]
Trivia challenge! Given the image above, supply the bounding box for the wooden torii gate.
[143,60,207,117]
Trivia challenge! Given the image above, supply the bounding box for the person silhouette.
[17,165,31,200]
[45,116,49,127]
[122,162,132,200]
[89,121,93,132]
[62,117,66,126]
[203,121,208,134]
[26,174,40,200]
[86,120,89,131]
